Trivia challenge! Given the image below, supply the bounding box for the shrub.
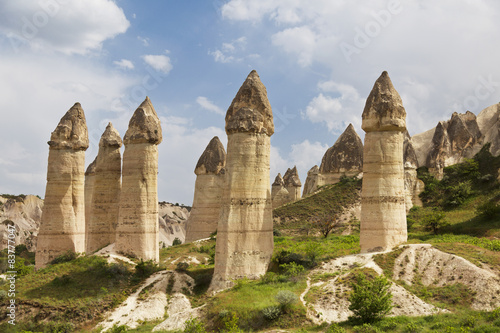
[404,322,421,333]
[184,317,207,333]
[262,305,281,321]
[133,260,159,279]
[50,250,77,265]
[280,262,305,277]
[421,209,448,234]
[275,290,298,310]
[14,257,34,277]
[348,273,392,324]
[107,324,128,333]
[176,262,189,272]
[477,201,500,218]
[172,237,182,246]
[221,312,242,333]
[327,323,347,333]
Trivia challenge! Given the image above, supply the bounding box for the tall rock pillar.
[84,158,97,242]
[35,103,89,268]
[115,97,162,261]
[210,70,274,291]
[360,71,407,253]
[86,123,122,254]
[185,136,226,243]
[283,166,302,202]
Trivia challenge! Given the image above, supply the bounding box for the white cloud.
[142,54,173,74]
[0,0,130,55]
[210,36,246,63]
[113,59,134,70]
[272,26,317,67]
[209,49,235,64]
[196,97,224,115]
[289,140,329,173]
[137,36,149,46]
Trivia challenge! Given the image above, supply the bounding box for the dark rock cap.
[48,103,89,150]
[319,124,363,173]
[225,70,274,136]
[99,122,122,148]
[123,97,163,145]
[194,136,226,175]
[272,173,284,186]
[362,71,406,132]
[283,166,302,187]
[85,157,97,176]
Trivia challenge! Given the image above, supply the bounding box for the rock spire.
[283,166,302,201]
[360,71,407,253]
[185,136,226,242]
[115,97,162,262]
[210,70,274,291]
[35,103,89,268]
[86,123,122,254]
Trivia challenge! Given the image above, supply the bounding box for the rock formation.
[185,136,226,243]
[86,123,122,254]
[476,103,500,156]
[35,103,89,268]
[158,202,190,247]
[115,97,162,262]
[283,166,302,201]
[302,165,320,197]
[403,131,424,211]
[0,195,43,252]
[84,158,96,243]
[210,70,274,291]
[271,173,290,208]
[303,124,363,196]
[360,71,407,253]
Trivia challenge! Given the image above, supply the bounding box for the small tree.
[348,273,392,323]
[422,209,448,234]
[310,212,340,238]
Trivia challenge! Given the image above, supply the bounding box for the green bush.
[107,324,128,333]
[477,201,500,218]
[50,250,77,265]
[176,262,189,272]
[172,237,182,246]
[261,305,281,321]
[421,209,448,234]
[348,273,392,324]
[279,262,305,277]
[133,260,159,280]
[404,322,421,333]
[275,290,298,310]
[184,317,207,333]
[327,323,347,333]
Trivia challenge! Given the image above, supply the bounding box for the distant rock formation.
[412,103,500,179]
[158,202,190,247]
[0,195,43,252]
[210,70,274,291]
[360,71,407,253]
[185,136,226,243]
[271,173,289,208]
[84,158,96,243]
[303,124,363,196]
[35,103,89,268]
[404,131,424,211]
[283,166,302,202]
[86,123,122,254]
[115,97,162,262]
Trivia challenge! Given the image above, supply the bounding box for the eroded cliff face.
[210,70,274,291]
[185,136,226,243]
[360,71,407,253]
[115,97,162,262]
[35,103,89,269]
[404,131,424,211]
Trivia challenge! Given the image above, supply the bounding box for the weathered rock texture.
[35,103,89,268]
[115,97,162,262]
[360,71,407,253]
[412,103,500,179]
[303,124,363,196]
[86,123,122,254]
[158,202,190,247]
[210,70,274,291]
[283,166,302,201]
[403,131,423,211]
[271,173,290,208]
[84,158,96,243]
[185,136,226,243]
[0,195,43,252]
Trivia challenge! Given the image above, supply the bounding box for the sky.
[0,0,499,205]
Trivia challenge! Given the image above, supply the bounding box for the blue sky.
[1,0,500,204]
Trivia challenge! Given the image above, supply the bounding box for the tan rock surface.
[360,71,407,253]
[283,166,302,202]
[403,131,423,211]
[86,123,122,254]
[158,202,190,247]
[185,136,226,243]
[302,165,319,197]
[477,103,500,156]
[35,103,89,268]
[115,97,162,262]
[84,158,96,251]
[210,70,274,291]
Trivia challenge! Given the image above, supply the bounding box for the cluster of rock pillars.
[36,70,413,290]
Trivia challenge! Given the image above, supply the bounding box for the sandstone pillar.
[210,70,274,291]
[86,123,122,254]
[35,103,89,268]
[283,166,302,202]
[84,158,97,245]
[272,173,289,209]
[115,97,162,261]
[185,136,226,243]
[360,71,407,253]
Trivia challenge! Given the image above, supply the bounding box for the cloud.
[196,97,224,115]
[210,36,246,63]
[0,0,130,55]
[113,59,134,70]
[142,54,173,74]
[137,36,149,46]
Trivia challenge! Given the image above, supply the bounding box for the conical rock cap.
[124,97,162,145]
[320,123,363,173]
[225,70,274,136]
[362,71,406,132]
[194,136,227,175]
[99,122,122,148]
[48,103,89,150]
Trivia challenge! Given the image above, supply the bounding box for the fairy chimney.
[283,166,302,202]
